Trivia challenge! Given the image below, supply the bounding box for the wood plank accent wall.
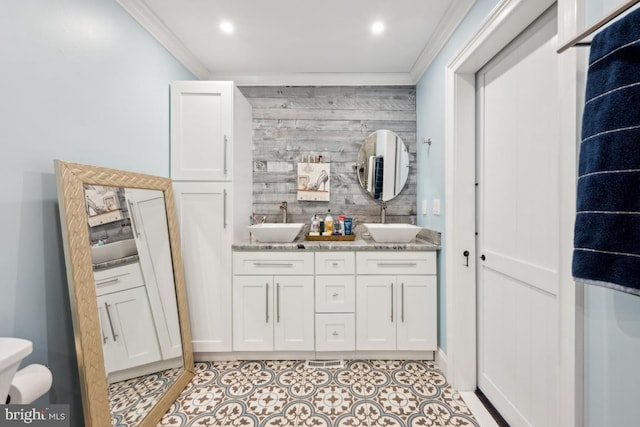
[238,86,417,225]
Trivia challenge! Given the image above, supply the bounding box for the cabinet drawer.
[315,314,355,352]
[315,252,355,275]
[356,252,436,275]
[94,262,144,296]
[233,252,313,275]
[315,276,355,313]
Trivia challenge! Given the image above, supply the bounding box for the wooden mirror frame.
[54,160,194,426]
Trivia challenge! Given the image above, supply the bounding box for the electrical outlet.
[433,199,441,216]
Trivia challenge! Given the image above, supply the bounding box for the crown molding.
[409,0,476,82]
[117,0,466,86]
[116,0,210,79]
[210,73,416,87]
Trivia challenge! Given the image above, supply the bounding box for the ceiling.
[117,0,475,85]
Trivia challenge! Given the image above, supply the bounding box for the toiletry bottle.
[339,215,346,235]
[324,210,333,235]
[310,215,320,236]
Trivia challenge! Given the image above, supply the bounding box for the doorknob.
[463,250,470,267]
[480,254,486,261]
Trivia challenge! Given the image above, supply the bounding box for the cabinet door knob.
[332,331,339,336]
[332,292,339,297]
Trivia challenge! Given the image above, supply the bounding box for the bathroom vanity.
[209,231,440,361]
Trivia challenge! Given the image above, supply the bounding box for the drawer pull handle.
[401,282,405,323]
[253,262,294,268]
[223,189,227,229]
[277,283,280,323]
[390,283,394,322]
[332,293,339,297]
[331,262,339,267]
[100,316,108,344]
[105,303,118,342]
[97,278,119,286]
[332,331,339,336]
[377,262,418,267]
[265,283,269,323]
[127,200,141,238]
[223,134,228,175]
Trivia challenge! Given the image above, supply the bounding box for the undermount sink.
[249,223,304,243]
[365,223,422,243]
[91,239,138,264]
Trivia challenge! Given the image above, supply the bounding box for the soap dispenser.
[310,215,320,236]
[324,210,334,236]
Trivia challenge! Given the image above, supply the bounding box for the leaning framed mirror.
[54,160,194,427]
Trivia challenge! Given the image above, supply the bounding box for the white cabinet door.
[233,275,273,351]
[125,188,182,360]
[396,276,437,351]
[98,287,161,373]
[174,182,232,352]
[274,276,314,351]
[171,81,233,181]
[356,275,396,351]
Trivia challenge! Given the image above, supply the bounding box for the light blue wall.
[415,0,500,353]
[0,0,194,424]
[584,286,640,426]
[582,1,640,425]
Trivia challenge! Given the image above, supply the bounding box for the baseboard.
[435,347,448,375]
[194,350,435,362]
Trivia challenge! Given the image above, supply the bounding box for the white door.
[476,7,559,427]
[171,81,233,181]
[174,182,232,352]
[125,188,182,360]
[356,276,396,351]
[274,275,314,351]
[396,275,437,351]
[233,275,274,351]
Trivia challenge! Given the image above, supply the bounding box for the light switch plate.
[422,200,428,215]
[433,198,441,216]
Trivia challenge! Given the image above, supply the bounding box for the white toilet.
[0,338,32,404]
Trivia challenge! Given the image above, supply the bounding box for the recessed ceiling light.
[371,21,384,35]
[220,21,234,34]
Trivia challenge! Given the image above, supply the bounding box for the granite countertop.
[233,227,441,252]
[93,254,140,271]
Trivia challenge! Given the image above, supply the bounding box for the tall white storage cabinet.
[171,81,253,353]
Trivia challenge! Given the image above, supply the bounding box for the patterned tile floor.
[157,360,479,427]
[110,367,183,426]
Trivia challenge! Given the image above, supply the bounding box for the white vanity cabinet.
[232,252,315,352]
[314,252,356,351]
[174,181,233,352]
[95,263,161,374]
[171,81,252,182]
[356,252,437,351]
[171,81,252,354]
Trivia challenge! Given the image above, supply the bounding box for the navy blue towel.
[374,156,384,200]
[572,7,640,295]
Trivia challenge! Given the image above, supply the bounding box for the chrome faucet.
[380,201,387,224]
[280,201,288,223]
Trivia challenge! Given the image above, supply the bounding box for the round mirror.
[356,130,410,201]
